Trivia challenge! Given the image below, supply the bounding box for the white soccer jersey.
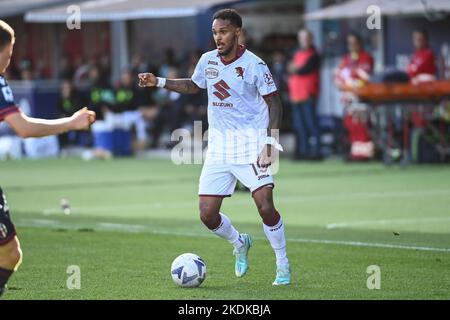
[191,45,278,164]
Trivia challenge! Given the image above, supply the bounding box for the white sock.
[211,213,244,250]
[263,217,289,267]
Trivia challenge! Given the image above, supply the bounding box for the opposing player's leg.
[0,237,22,297]
[232,164,290,285]
[253,187,290,285]
[0,188,23,297]
[198,164,252,277]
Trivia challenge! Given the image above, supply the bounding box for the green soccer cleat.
[272,264,291,286]
[233,233,253,277]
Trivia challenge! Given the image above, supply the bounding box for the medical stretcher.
[344,80,450,165]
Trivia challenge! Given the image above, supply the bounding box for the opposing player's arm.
[4,107,95,138]
[138,73,201,94]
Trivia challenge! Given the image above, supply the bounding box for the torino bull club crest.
[235,66,245,79]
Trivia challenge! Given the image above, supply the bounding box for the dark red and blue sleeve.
[0,77,20,121]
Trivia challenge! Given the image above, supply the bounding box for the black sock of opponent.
[0,267,14,297]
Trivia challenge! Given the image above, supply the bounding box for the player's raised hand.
[70,107,96,130]
[138,72,157,87]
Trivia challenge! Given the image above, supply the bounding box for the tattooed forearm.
[264,93,283,135]
[164,79,201,94]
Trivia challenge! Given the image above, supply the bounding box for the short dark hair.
[347,31,362,45]
[0,20,15,49]
[414,28,429,41]
[213,9,242,28]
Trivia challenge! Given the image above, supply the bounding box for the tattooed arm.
[138,73,201,94]
[164,79,201,94]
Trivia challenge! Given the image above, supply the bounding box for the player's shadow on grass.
[6,287,22,291]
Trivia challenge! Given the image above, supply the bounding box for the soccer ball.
[170,253,206,288]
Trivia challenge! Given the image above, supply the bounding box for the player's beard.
[218,37,238,57]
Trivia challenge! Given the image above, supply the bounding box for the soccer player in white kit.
[139,9,290,285]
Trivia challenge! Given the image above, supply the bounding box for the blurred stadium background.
[1,0,450,299]
[0,0,449,162]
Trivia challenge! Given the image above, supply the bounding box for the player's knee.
[256,200,275,219]
[199,202,213,218]
[199,210,216,228]
[9,247,22,271]
[199,204,219,229]
[0,239,23,271]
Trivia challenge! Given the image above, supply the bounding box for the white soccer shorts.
[198,163,274,198]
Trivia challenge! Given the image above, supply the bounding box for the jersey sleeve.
[361,54,374,75]
[191,54,207,89]
[0,79,19,121]
[252,60,278,98]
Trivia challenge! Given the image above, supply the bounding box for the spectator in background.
[131,54,151,77]
[288,29,321,160]
[182,91,207,133]
[58,80,81,148]
[18,58,33,81]
[406,30,437,162]
[149,67,185,148]
[271,50,287,92]
[335,32,374,161]
[182,51,208,132]
[59,80,79,117]
[58,56,74,80]
[159,48,178,78]
[335,32,373,90]
[86,66,115,159]
[114,69,149,152]
[73,56,93,92]
[99,55,111,84]
[407,29,437,84]
[130,53,156,117]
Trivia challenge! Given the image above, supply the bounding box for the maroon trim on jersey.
[198,194,232,198]
[262,91,279,99]
[218,44,246,66]
[251,183,275,197]
[0,105,20,121]
[0,230,16,246]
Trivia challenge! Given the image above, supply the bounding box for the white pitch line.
[326,217,450,230]
[284,238,450,252]
[41,188,450,215]
[15,218,450,253]
[290,189,450,202]
[97,222,148,233]
[125,228,450,253]
[42,203,165,215]
[21,218,60,225]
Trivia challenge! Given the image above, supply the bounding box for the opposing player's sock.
[263,214,289,267]
[212,213,245,250]
[0,267,14,297]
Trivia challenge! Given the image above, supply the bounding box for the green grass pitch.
[1,158,449,299]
